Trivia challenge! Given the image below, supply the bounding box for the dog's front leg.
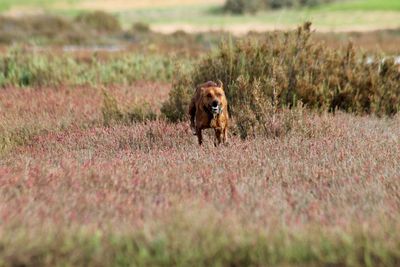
[189,101,196,135]
[197,129,203,145]
[223,128,228,144]
[214,129,223,146]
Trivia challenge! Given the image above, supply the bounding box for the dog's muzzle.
[211,105,223,116]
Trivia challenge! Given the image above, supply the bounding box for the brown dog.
[189,80,229,146]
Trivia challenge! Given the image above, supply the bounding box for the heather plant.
[161,23,400,138]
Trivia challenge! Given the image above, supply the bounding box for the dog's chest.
[210,115,224,129]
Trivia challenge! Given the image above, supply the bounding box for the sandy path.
[151,23,400,35]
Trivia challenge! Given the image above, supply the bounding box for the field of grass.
[1,2,400,265]
[1,80,400,265]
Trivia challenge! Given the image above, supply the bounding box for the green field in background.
[2,0,400,13]
[1,0,399,31]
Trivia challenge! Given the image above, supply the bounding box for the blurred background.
[0,0,399,54]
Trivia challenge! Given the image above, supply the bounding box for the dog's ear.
[216,79,223,89]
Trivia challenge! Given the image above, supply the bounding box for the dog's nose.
[212,100,219,107]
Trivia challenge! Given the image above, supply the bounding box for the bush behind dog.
[161,23,400,138]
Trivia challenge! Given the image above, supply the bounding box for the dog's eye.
[207,93,212,98]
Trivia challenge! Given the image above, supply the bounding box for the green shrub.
[74,11,122,33]
[224,0,265,14]
[161,23,400,138]
[132,22,151,33]
[102,90,157,126]
[160,67,193,122]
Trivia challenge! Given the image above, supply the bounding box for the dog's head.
[200,80,226,115]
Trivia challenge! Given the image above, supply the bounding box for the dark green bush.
[74,11,122,33]
[224,0,265,14]
[160,66,193,122]
[224,0,338,13]
[132,22,151,33]
[161,23,400,137]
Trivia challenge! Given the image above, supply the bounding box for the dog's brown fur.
[189,80,229,146]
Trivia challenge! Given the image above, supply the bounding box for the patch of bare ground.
[151,23,400,35]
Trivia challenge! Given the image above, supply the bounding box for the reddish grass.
[1,82,400,265]
[0,82,170,153]
[2,112,400,232]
